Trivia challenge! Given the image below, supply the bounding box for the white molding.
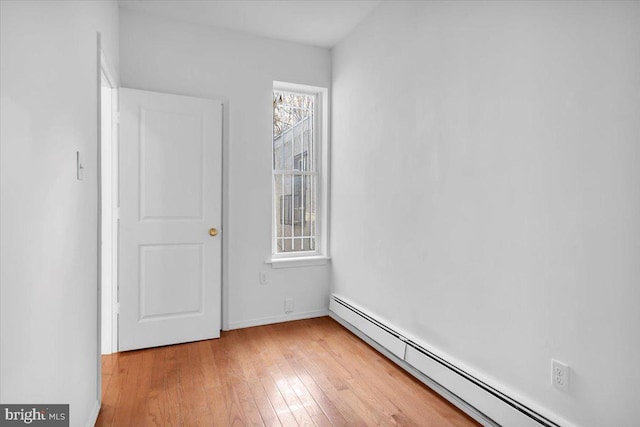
[265,255,330,269]
[273,81,324,95]
[329,296,406,359]
[227,309,328,330]
[86,399,101,427]
[100,50,118,88]
[99,48,119,356]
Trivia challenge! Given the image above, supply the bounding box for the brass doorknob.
[209,228,218,237]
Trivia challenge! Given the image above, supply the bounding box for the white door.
[118,88,222,351]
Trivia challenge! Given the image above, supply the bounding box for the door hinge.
[114,302,120,314]
[113,111,120,125]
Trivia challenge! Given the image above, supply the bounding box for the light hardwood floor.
[96,317,479,426]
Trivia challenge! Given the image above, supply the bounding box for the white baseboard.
[227,309,329,330]
[86,399,100,427]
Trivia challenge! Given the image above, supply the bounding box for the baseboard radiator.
[329,294,565,427]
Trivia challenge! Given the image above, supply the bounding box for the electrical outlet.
[284,298,294,313]
[259,271,268,285]
[552,359,569,392]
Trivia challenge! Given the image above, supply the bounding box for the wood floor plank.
[110,352,143,426]
[321,334,434,426]
[300,343,384,422]
[261,323,333,426]
[272,324,393,426]
[95,353,123,427]
[314,318,468,427]
[184,341,217,426]
[129,349,154,427]
[100,356,114,407]
[219,332,266,427]
[162,346,183,426]
[250,328,308,426]
[144,345,168,427]
[214,331,253,426]
[96,317,480,427]
[265,322,357,426]
[197,339,230,426]
[270,329,356,427]
[255,327,316,426]
[243,326,297,426]
[233,328,282,426]
[312,318,468,427]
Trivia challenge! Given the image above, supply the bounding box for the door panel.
[139,244,203,319]
[140,108,204,220]
[119,88,222,351]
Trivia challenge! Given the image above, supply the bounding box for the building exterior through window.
[272,90,317,253]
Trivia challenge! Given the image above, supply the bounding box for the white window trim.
[265,255,331,269]
[269,81,330,267]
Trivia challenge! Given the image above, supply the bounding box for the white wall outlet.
[284,298,294,313]
[259,271,268,285]
[552,359,570,392]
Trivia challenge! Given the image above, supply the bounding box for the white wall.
[0,1,119,426]
[331,1,640,426]
[119,9,332,330]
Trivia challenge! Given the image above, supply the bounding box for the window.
[272,82,328,261]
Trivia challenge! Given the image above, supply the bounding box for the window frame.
[269,81,330,267]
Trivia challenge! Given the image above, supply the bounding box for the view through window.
[272,90,317,253]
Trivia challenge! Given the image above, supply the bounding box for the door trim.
[99,47,119,356]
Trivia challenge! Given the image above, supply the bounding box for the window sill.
[265,255,331,269]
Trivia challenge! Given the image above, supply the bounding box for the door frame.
[99,83,227,354]
[99,48,119,356]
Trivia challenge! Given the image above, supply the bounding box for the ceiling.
[118,0,381,48]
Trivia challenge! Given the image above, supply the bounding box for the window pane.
[273,91,314,139]
[273,90,317,254]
